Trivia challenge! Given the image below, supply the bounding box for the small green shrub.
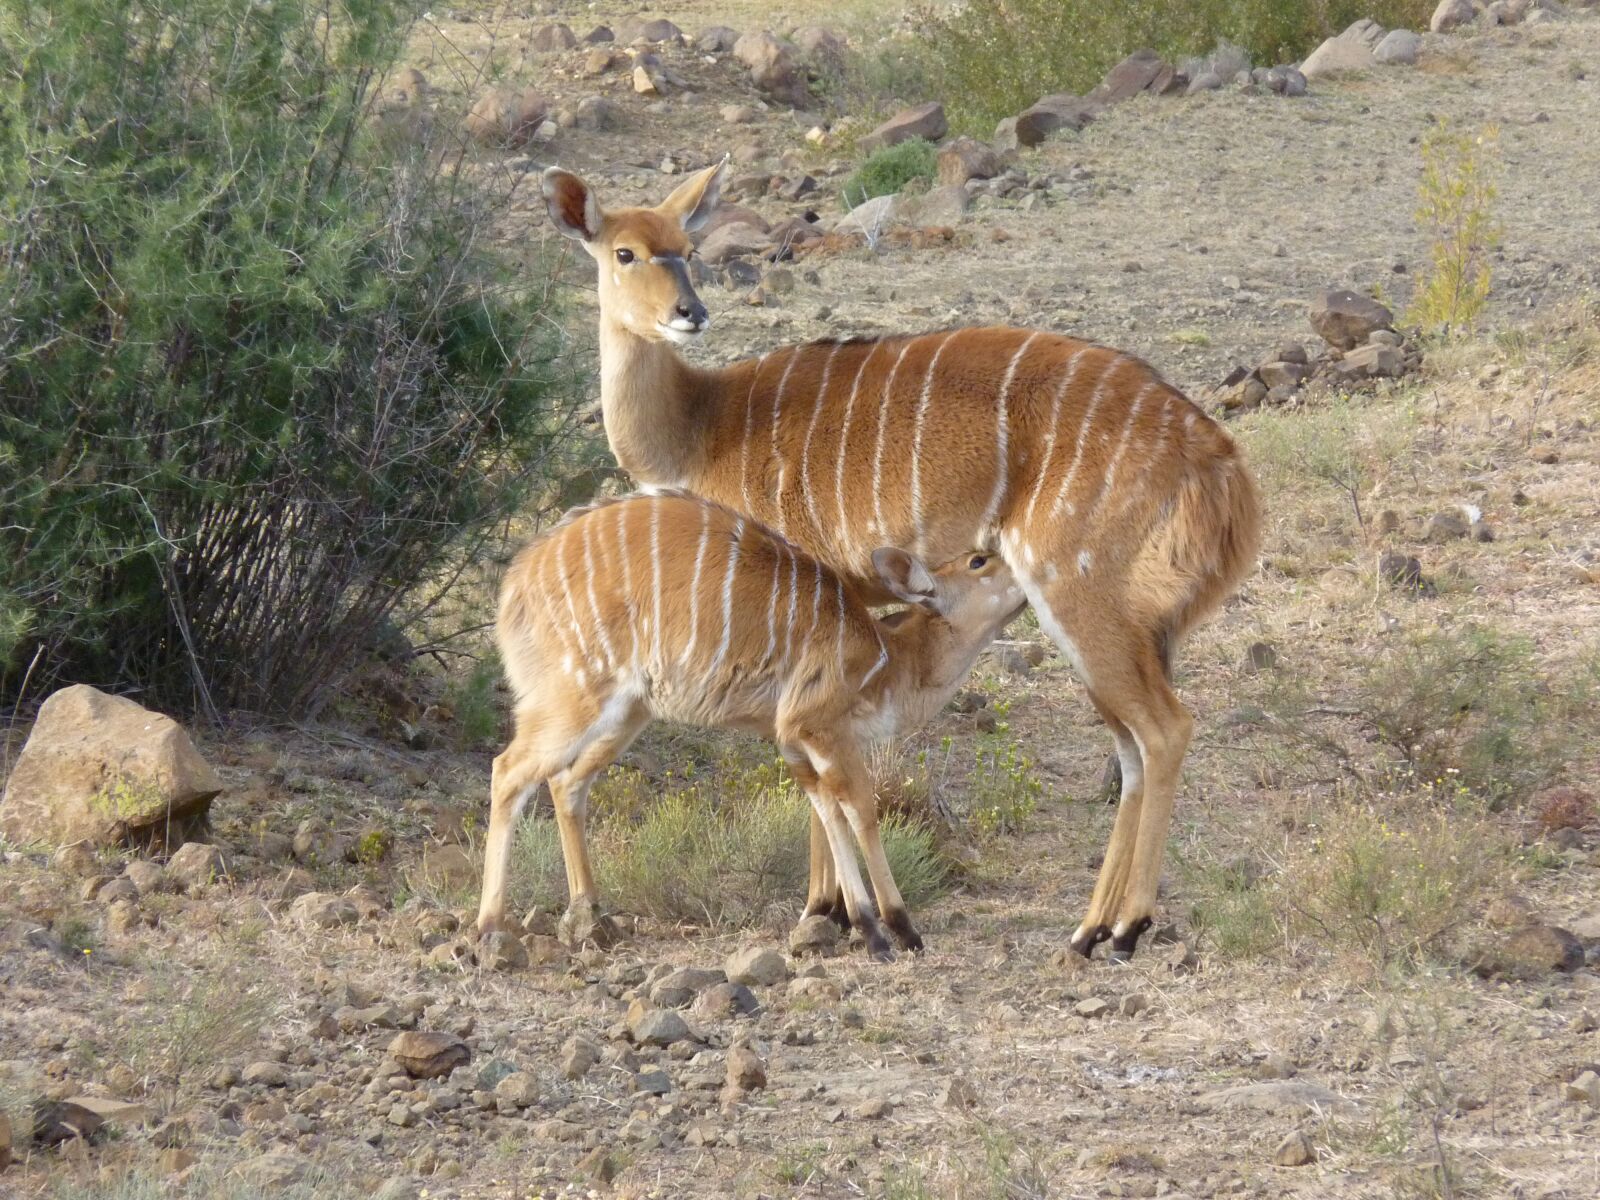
[1279,793,1511,968]
[1180,858,1279,958]
[840,138,938,209]
[1407,121,1502,336]
[968,736,1044,840]
[445,653,505,749]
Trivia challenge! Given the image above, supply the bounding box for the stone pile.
[1214,289,1423,414]
[1433,0,1575,32]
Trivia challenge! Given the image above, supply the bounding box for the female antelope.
[475,492,1025,959]
[539,161,1262,959]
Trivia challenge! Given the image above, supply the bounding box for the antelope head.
[542,159,727,346]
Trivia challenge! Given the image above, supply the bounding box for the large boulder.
[1088,49,1170,103]
[1373,29,1423,66]
[792,26,845,70]
[998,94,1098,150]
[733,31,809,108]
[529,22,578,52]
[1432,0,1480,31]
[1309,289,1394,350]
[857,102,946,153]
[0,685,221,849]
[936,136,1002,186]
[465,87,550,147]
[1301,35,1378,79]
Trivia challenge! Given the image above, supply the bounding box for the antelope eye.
[968,555,988,570]
[615,248,635,264]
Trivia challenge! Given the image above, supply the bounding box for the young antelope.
[475,491,1025,959]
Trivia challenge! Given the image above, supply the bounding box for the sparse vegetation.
[868,1,1438,133]
[501,749,951,926]
[1407,121,1502,336]
[841,138,939,208]
[1277,791,1512,968]
[121,966,274,1110]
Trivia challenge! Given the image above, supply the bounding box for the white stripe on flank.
[909,331,960,555]
[581,517,617,667]
[1121,394,1177,515]
[531,542,572,662]
[1020,347,1089,532]
[860,638,889,690]
[800,342,844,538]
[1050,354,1127,521]
[871,339,916,538]
[707,518,744,679]
[556,528,591,663]
[1086,382,1154,521]
[976,331,1041,543]
[678,503,713,667]
[614,502,636,665]
[835,341,881,566]
[768,348,806,535]
[763,545,783,666]
[804,559,823,651]
[649,497,664,672]
[738,355,769,516]
[781,543,800,668]
[834,576,848,680]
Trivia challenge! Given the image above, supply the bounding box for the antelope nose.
[676,299,708,328]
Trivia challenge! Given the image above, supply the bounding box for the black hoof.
[1069,924,1112,958]
[859,915,894,962]
[884,908,924,953]
[1109,917,1153,960]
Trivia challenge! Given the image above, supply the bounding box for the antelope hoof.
[559,898,620,950]
[884,908,924,954]
[1069,923,1112,959]
[1109,917,1153,961]
[859,917,895,962]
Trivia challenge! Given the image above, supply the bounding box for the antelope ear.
[657,157,728,233]
[871,547,938,612]
[542,168,603,242]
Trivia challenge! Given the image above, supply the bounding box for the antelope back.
[496,493,887,712]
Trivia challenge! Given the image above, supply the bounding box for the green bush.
[840,138,939,209]
[891,0,1438,133]
[0,0,591,715]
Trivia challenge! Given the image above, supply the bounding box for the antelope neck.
[597,319,711,488]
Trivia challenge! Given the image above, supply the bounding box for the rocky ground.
[5,4,1600,1199]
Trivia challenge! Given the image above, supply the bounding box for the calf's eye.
[615,248,635,264]
[968,555,988,570]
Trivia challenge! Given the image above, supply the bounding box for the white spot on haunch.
[1044,563,1059,583]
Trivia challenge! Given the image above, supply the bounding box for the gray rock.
[1089,49,1170,103]
[696,25,739,54]
[1258,361,1310,390]
[241,1061,288,1088]
[725,1044,767,1091]
[1422,511,1471,541]
[560,1036,600,1081]
[1432,0,1479,33]
[835,194,897,237]
[290,892,358,930]
[725,946,788,986]
[165,841,225,892]
[631,1008,692,1047]
[529,22,577,52]
[1186,70,1224,94]
[698,222,778,265]
[388,1032,469,1079]
[858,102,947,153]
[1075,997,1110,1019]
[573,96,618,133]
[1374,29,1423,65]
[789,915,842,956]
[1301,35,1376,79]
[1568,1070,1600,1106]
[1473,925,1585,979]
[1239,642,1278,674]
[1274,1131,1318,1166]
[479,930,527,971]
[1002,94,1098,149]
[1341,18,1390,49]
[493,1071,538,1108]
[901,184,970,227]
[649,966,726,1007]
[1310,289,1394,350]
[695,981,760,1018]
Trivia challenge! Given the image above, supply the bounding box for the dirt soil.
[4,6,1600,1200]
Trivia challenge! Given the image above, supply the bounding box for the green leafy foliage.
[840,138,938,208]
[1407,121,1502,335]
[0,0,591,715]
